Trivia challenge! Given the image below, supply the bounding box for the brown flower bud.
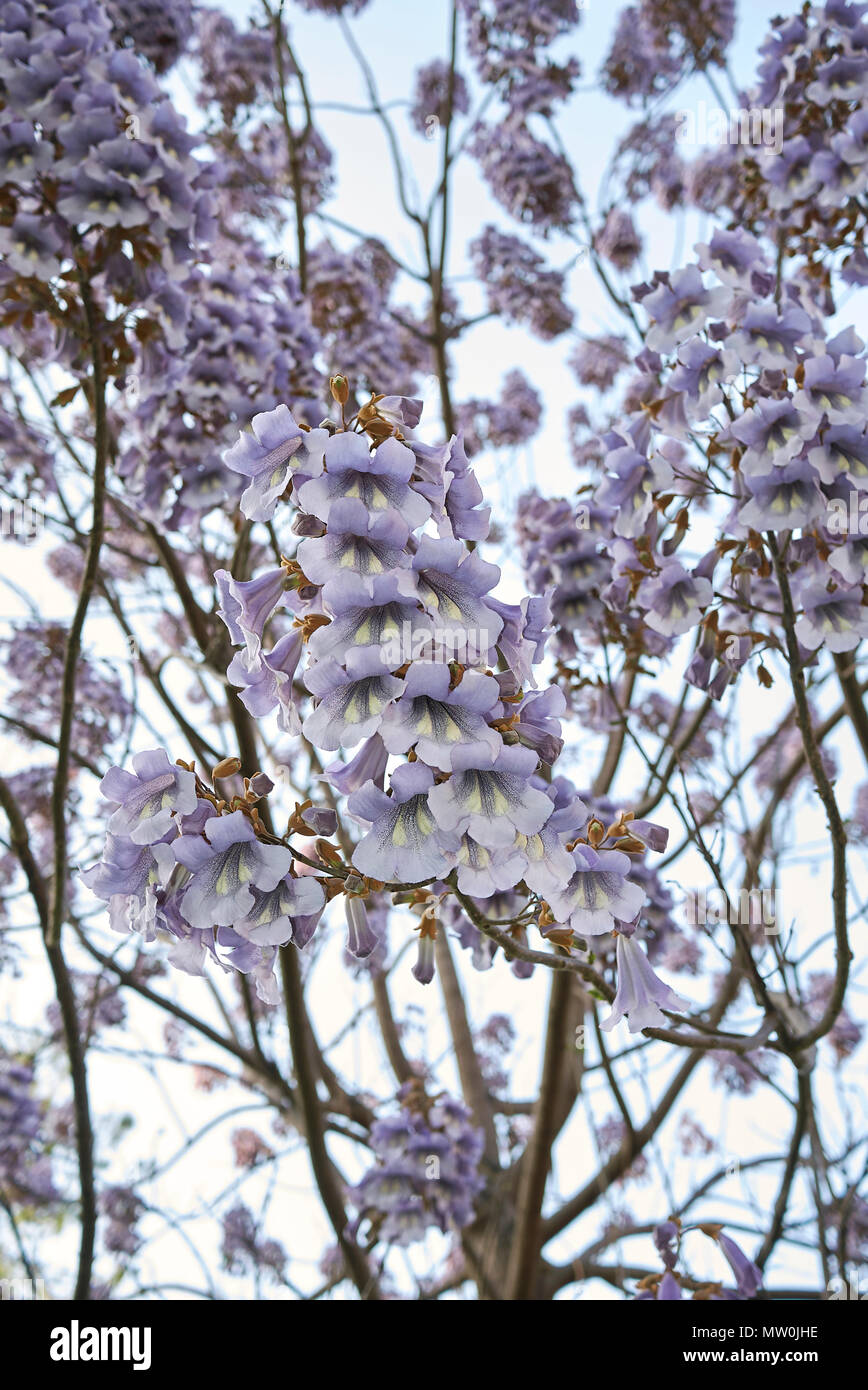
[212,757,243,781]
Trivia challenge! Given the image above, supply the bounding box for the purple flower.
[601,933,690,1033]
[99,748,197,845]
[452,835,531,896]
[410,535,503,654]
[323,734,389,795]
[411,929,437,984]
[174,809,293,929]
[794,580,868,654]
[297,432,430,532]
[348,763,459,884]
[378,662,502,771]
[375,395,424,430]
[655,1219,680,1268]
[227,629,305,734]
[302,648,403,751]
[716,1231,762,1298]
[236,873,325,947]
[793,354,868,428]
[658,1270,682,1299]
[311,570,431,663]
[81,833,175,939]
[730,398,815,475]
[428,744,553,850]
[642,266,729,353]
[223,406,324,522]
[596,445,673,539]
[696,227,767,289]
[808,425,868,487]
[737,458,825,532]
[470,120,577,234]
[637,561,713,637]
[725,301,812,371]
[215,566,289,664]
[669,339,738,415]
[297,498,411,598]
[487,593,553,688]
[828,534,868,585]
[511,686,565,764]
[0,213,64,279]
[547,845,646,936]
[344,895,382,959]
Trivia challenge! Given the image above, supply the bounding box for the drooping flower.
[601,932,690,1033]
[378,662,502,771]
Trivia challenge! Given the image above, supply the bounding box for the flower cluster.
[82,748,327,1003]
[116,239,322,524]
[602,0,735,102]
[470,225,573,340]
[526,228,868,692]
[348,1082,485,1245]
[306,241,432,395]
[194,9,276,123]
[0,1053,58,1204]
[470,121,578,234]
[0,622,131,764]
[101,1184,144,1255]
[0,0,212,363]
[104,0,193,73]
[409,58,470,135]
[457,369,544,452]
[721,2,868,285]
[87,378,684,1030]
[460,0,582,116]
[221,1203,286,1281]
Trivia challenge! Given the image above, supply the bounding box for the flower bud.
[345,895,380,960]
[213,757,242,780]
